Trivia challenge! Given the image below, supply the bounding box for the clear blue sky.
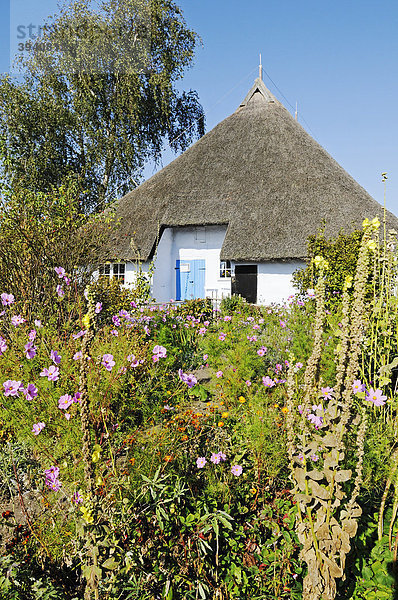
[2,0,398,214]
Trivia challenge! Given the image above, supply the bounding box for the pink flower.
[72,491,83,504]
[1,293,14,306]
[223,316,232,321]
[54,267,66,278]
[73,351,83,361]
[40,365,60,381]
[210,452,226,464]
[32,422,45,435]
[178,369,197,388]
[218,334,226,341]
[352,380,365,394]
[203,354,208,361]
[196,457,206,468]
[111,329,119,337]
[216,371,223,378]
[307,289,316,298]
[24,342,37,359]
[153,345,167,361]
[257,346,267,356]
[307,413,324,428]
[51,350,61,365]
[28,329,37,341]
[245,380,251,386]
[44,466,61,491]
[0,336,7,356]
[95,302,102,314]
[279,320,286,328]
[72,330,85,340]
[58,394,73,410]
[56,285,64,298]
[321,386,334,400]
[3,380,22,397]
[23,383,38,401]
[231,465,243,477]
[102,354,115,371]
[262,376,275,388]
[366,388,387,407]
[11,315,25,327]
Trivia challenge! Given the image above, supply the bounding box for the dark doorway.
[232,265,257,304]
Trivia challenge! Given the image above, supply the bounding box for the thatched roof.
[109,77,398,262]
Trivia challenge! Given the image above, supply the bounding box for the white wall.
[120,229,305,306]
[257,261,305,305]
[152,225,230,301]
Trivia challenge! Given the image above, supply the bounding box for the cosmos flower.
[352,380,365,394]
[178,369,197,388]
[262,376,275,388]
[40,365,60,381]
[102,354,115,371]
[32,422,45,435]
[231,465,243,476]
[3,380,22,397]
[54,267,66,278]
[23,383,38,401]
[196,457,206,468]
[365,388,387,407]
[1,293,14,306]
[24,342,37,359]
[58,394,73,410]
[11,315,25,327]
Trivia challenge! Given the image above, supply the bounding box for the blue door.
[176,259,205,301]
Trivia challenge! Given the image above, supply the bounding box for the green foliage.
[338,507,397,600]
[0,179,108,321]
[89,277,136,323]
[0,0,205,211]
[292,228,363,300]
[175,297,213,321]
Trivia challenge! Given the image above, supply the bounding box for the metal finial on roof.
[259,53,263,81]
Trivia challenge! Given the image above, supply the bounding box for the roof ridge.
[239,77,278,108]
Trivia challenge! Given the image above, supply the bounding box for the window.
[220,260,231,278]
[99,263,125,284]
[113,263,125,283]
[99,264,111,279]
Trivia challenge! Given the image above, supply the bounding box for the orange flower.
[221,412,229,418]
[238,396,246,403]
[281,406,288,414]
[218,421,224,427]
[164,455,173,462]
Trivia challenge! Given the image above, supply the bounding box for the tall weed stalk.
[287,222,378,600]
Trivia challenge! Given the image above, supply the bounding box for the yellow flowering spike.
[80,506,94,524]
[371,217,380,230]
[82,314,91,330]
[343,275,353,291]
[366,239,377,251]
[92,444,102,463]
[362,218,371,229]
[313,256,329,270]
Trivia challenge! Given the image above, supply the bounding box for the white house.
[104,74,398,305]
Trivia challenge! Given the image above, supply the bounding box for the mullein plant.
[79,286,101,600]
[286,219,380,600]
